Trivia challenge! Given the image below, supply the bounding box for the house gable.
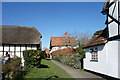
[83,27,108,49]
[101,0,120,39]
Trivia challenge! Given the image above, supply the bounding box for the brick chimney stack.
[16,25,19,27]
[65,32,68,38]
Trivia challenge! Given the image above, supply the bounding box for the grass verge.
[16,59,74,80]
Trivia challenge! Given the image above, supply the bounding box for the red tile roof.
[50,37,77,47]
[83,27,108,49]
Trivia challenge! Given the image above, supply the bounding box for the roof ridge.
[51,37,75,38]
[96,26,108,39]
[0,25,35,28]
[1,25,42,44]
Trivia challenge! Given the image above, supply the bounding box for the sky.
[2,2,106,49]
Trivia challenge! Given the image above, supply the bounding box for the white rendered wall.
[108,0,119,38]
[27,45,31,50]
[0,45,3,51]
[108,22,118,37]
[20,45,25,66]
[0,45,2,58]
[0,44,38,66]
[16,45,20,57]
[106,40,118,78]
[84,45,108,75]
[0,52,2,58]
[84,40,119,78]
[109,0,118,20]
[50,46,60,53]
[32,45,37,50]
[4,45,9,52]
[9,45,14,58]
[21,45,26,51]
[118,39,120,78]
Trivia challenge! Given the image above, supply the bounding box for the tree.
[68,32,92,69]
[68,32,92,45]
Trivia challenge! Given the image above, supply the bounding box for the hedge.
[53,53,81,69]
[3,57,21,79]
[23,50,42,67]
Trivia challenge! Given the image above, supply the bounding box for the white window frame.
[90,47,98,62]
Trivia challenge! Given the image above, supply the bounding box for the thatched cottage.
[0,25,42,66]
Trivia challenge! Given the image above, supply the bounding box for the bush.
[23,50,42,67]
[73,53,81,69]
[52,55,62,62]
[3,57,21,79]
[53,53,81,69]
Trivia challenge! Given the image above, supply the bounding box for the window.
[90,47,98,62]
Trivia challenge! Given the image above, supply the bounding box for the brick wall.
[52,48,77,55]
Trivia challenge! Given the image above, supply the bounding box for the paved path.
[51,60,104,79]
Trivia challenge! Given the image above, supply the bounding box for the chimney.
[65,32,68,38]
[16,25,19,27]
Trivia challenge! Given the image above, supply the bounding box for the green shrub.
[52,55,62,62]
[3,58,21,79]
[68,55,74,67]
[60,55,66,65]
[53,54,81,69]
[73,53,81,69]
[23,50,42,67]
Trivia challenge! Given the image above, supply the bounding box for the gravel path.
[51,60,104,79]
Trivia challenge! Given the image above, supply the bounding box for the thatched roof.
[0,25,42,44]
